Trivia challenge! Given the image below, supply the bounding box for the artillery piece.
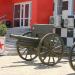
[10,24,64,66]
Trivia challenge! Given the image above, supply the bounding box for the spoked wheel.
[69,44,75,70]
[38,33,64,66]
[17,40,37,61]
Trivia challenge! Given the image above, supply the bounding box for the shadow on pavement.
[0,55,5,57]
[1,64,26,68]
[34,64,61,70]
[13,60,61,69]
[1,60,62,69]
[1,57,70,69]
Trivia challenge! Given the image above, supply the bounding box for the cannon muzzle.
[10,34,22,39]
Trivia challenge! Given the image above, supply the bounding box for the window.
[62,1,68,10]
[14,4,20,27]
[14,5,20,18]
[14,2,32,27]
[14,19,20,27]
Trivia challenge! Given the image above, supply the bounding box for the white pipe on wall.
[68,0,74,16]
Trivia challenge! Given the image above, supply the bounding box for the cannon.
[10,24,64,66]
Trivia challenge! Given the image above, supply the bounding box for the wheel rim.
[17,44,37,61]
[39,33,64,66]
[69,46,75,70]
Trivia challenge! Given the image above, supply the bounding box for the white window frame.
[13,1,32,28]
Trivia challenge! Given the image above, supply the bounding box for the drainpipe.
[54,0,58,27]
[68,0,74,28]
[54,0,62,27]
[68,0,74,16]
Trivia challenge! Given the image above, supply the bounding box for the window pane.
[14,5,20,18]
[30,3,32,18]
[21,5,24,18]
[14,19,20,27]
[62,1,68,10]
[25,4,29,18]
[21,19,23,26]
[24,19,28,26]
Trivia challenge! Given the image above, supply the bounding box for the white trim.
[20,4,22,27]
[68,0,74,16]
[28,4,31,27]
[13,5,15,27]
[23,4,25,27]
[14,1,32,5]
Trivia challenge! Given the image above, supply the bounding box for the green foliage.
[0,24,7,36]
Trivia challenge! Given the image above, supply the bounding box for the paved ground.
[0,55,75,75]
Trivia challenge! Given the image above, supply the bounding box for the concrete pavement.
[0,55,75,75]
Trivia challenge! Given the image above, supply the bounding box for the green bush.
[0,24,7,36]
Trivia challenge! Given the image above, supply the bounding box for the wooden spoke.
[48,56,51,63]
[22,50,26,55]
[25,53,28,58]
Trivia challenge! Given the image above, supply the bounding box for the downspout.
[68,0,74,16]
[54,0,62,27]
[68,0,74,28]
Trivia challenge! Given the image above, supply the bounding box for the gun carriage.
[10,24,64,66]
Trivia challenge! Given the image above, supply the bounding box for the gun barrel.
[10,34,39,40]
[10,34,22,39]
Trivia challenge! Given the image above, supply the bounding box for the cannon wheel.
[69,44,75,70]
[16,33,37,61]
[17,41,37,61]
[38,33,64,66]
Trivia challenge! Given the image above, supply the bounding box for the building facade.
[0,0,53,28]
[54,0,75,47]
[0,0,75,47]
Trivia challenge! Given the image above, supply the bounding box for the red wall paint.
[12,0,53,25]
[38,0,53,24]
[31,0,38,25]
[0,0,13,21]
[32,0,53,24]
[74,0,75,13]
[0,0,31,24]
[12,0,31,3]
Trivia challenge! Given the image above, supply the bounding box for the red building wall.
[74,0,75,13]
[0,0,53,26]
[31,0,38,25]
[13,0,31,3]
[0,0,13,21]
[32,0,54,24]
[12,0,54,26]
